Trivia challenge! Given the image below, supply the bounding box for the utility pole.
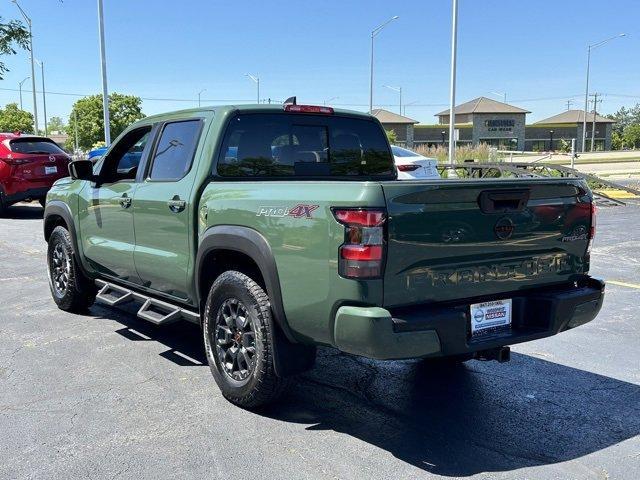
[12,1,38,134]
[566,99,573,110]
[97,0,111,144]
[447,0,459,164]
[589,93,602,152]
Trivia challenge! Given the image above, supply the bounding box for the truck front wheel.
[203,270,291,408]
[47,226,96,312]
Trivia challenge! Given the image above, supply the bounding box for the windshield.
[391,145,421,157]
[217,113,395,178]
[9,138,66,155]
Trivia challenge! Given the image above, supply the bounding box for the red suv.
[0,133,71,214]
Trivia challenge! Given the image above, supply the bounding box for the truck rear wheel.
[47,226,96,312]
[203,270,290,408]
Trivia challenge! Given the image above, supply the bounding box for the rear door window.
[217,113,394,178]
[148,120,202,181]
[9,138,65,154]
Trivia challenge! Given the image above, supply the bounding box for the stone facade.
[471,113,527,150]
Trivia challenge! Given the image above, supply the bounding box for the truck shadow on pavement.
[91,307,640,477]
[2,204,44,220]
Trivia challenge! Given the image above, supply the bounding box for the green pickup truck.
[43,103,604,407]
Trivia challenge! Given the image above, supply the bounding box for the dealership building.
[373,96,615,152]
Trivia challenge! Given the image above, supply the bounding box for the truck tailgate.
[381,179,592,308]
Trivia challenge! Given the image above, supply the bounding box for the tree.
[0,16,29,80]
[623,124,640,149]
[0,102,34,133]
[385,129,397,144]
[47,116,65,134]
[611,131,623,150]
[66,93,145,150]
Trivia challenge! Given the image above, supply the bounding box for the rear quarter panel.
[199,181,386,345]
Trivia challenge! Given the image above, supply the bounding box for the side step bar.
[95,279,200,326]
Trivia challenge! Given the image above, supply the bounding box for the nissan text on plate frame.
[392,145,440,180]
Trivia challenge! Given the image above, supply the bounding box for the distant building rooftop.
[436,96,530,116]
[371,109,418,124]
[534,109,616,124]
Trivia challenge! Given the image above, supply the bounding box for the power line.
[1,86,640,108]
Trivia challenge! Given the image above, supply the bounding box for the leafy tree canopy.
[66,93,145,150]
[47,116,65,134]
[0,102,34,133]
[0,16,29,80]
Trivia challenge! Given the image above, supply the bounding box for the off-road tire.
[47,226,96,312]
[203,270,291,408]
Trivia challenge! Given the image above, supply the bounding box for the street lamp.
[18,76,29,110]
[549,130,554,151]
[402,100,418,116]
[34,59,47,135]
[197,89,206,107]
[245,74,260,104]
[12,0,38,133]
[441,130,446,146]
[369,16,399,113]
[97,0,111,144]
[582,33,625,152]
[323,96,338,106]
[383,85,402,115]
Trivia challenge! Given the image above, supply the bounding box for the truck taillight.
[333,208,386,279]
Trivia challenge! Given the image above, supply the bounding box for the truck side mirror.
[68,160,95,181]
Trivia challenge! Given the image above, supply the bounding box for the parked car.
[88,146,108,162]
[392,145,440,179]
[0,133,71,214]
[44,104,604,408]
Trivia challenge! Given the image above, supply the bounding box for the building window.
[479,138,519,151]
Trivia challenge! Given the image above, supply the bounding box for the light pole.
[441,130,446,146]
[402,100,418,116]
[34,59,47,135]
[198,89,206,107]
[369,16,399,113]
[245,74,260,104]
[549,130,554,151]
[323,96,338,106]
[582,33,625,152]
[12,1,38,134]
[97,0,111,144]
[447,0,459,164]
[383,85,402,115]
[18,76,29,110]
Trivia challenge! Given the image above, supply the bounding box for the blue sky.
[1,0,639,126]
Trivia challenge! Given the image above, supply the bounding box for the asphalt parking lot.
[1,202,639,480]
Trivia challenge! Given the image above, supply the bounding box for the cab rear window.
[9,138,65,155]
[217,113,394,178]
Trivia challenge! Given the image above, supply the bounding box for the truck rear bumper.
[333,277,605,360]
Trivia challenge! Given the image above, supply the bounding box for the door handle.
[120,193,132,209]
[167,196,186,213]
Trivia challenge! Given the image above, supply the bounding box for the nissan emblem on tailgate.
[494,217,515,240]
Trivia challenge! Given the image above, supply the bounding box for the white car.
[391,145,440,180]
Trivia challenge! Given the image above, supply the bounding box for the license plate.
[470,299,512,336]
[45,166,58,175]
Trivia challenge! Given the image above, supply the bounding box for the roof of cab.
[139,104,375,123]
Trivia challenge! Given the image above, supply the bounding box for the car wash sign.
[485,119,515,132]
